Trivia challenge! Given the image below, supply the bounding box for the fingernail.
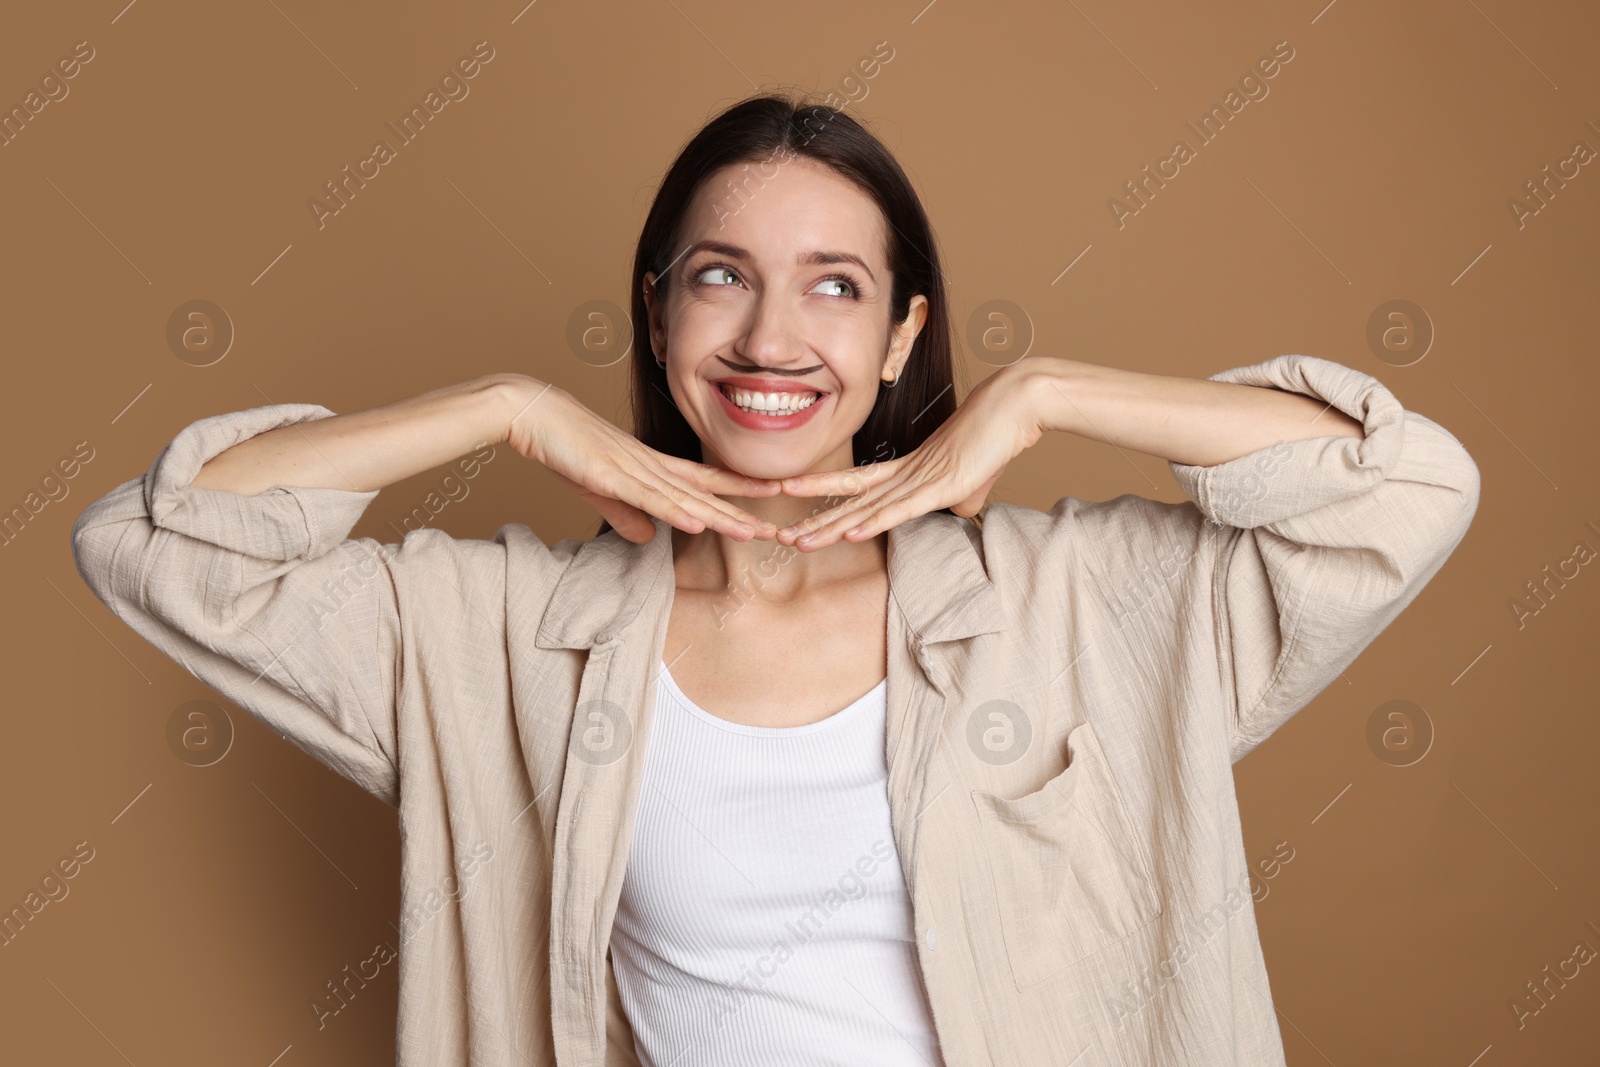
[845,526,863,538]
[798,532,815,544]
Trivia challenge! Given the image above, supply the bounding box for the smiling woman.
[71,89,1479,1067]
[611,96,964,542]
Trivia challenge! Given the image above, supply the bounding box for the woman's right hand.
[496,375,781,545]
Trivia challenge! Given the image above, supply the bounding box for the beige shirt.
[70,354,1479,1065]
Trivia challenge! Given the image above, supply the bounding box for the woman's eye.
[696,266,740,287]
[691,265,856,299]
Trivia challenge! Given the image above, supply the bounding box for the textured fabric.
[610,660,940,1066]
[68,353,1480,1065]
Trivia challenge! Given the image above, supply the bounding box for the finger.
[593,496,659,544]
[776,473,907,546]
[633,478,766,540]
[830,482,951,544]
[646,464,778,537]
[675,460,785,498]
[776,502,858,548]
[781,473,920,549]
[557,471,666,544]
[632,450,779,533]
[949,491,983,518]
[951,469,1004,517]
[550,456,732,540]
[779,461,896,499]
[799,462,974,548]
[598,445,761,538]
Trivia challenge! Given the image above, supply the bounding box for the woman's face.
[643,155,927,482]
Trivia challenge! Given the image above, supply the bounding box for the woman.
[71,93,1479,1065]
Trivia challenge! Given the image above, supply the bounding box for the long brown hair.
[596,91,974,538]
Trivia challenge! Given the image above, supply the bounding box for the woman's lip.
[713,380,827,431]
[713,376,828,395]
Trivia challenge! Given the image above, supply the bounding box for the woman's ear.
[643,271,666,356]
[890,294,929,362]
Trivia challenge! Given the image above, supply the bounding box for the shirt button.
[924,926,939,951]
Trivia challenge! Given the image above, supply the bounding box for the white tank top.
[608,660,945,1067]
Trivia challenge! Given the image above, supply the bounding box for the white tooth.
[727,387,818,414]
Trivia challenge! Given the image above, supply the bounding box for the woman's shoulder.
[979,492,1202,553]
[367,521,592,621]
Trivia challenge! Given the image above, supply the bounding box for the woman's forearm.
[1016,356,1364,469]
[188,373,532,496]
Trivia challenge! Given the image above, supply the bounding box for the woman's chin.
[714,454,814,485]
[708,439,854,485]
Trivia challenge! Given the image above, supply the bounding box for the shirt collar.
[533,511,1005,650]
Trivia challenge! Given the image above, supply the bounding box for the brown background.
[3,0,1596,1063]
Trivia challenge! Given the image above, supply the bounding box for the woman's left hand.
[776,360,1046,550]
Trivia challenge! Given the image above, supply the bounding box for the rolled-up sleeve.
[71,403,416,803]
[1055,354,1480,764]
[1163,354,1481,762]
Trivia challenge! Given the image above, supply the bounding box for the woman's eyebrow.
[680,239,876,283]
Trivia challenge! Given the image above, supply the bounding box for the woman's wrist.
[1011,355,1089,438]
[482,373,557,446]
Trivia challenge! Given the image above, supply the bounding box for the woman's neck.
[670,522,887,601]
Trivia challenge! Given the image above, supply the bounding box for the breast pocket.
[969,719,1163,991]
